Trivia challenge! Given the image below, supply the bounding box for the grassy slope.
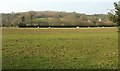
[2,28,118,69]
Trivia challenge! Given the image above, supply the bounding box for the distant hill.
[2,11,115,27]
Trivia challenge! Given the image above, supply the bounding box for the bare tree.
[28,11,35,26]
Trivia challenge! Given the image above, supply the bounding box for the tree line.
[2,11,115,27]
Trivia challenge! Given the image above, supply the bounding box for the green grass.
[2,28,118,69]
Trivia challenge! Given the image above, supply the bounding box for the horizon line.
[0,10,109,15]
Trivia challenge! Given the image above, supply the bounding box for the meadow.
[2,27,118,69]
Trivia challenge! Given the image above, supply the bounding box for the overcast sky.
[0,0,119,14]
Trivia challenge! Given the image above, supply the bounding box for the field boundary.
[2,27,117,30]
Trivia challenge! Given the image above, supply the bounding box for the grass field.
[2,28,118,69]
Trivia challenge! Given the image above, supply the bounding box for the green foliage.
[108,12,117,23]
[108,1,120,30]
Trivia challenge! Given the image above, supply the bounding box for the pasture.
[2,27,118,69]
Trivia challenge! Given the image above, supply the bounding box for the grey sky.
[0,0,119,14]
